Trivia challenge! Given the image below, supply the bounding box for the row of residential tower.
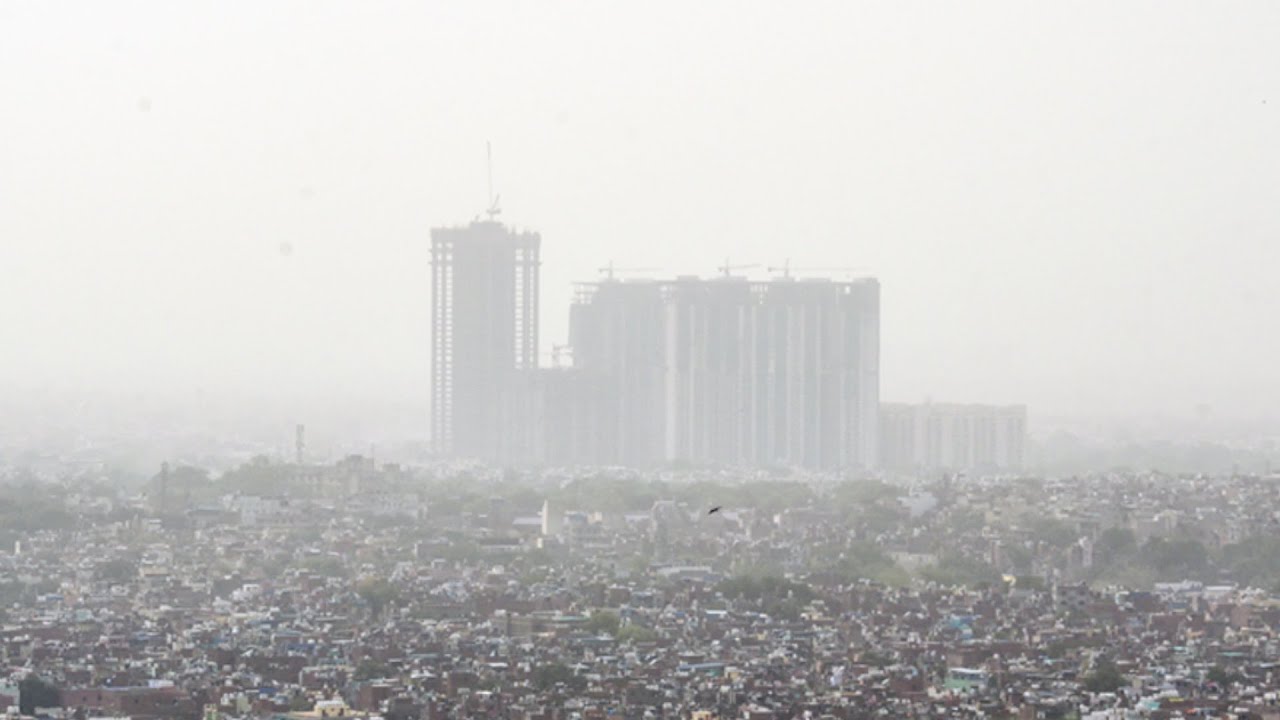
[429,218,1022,472]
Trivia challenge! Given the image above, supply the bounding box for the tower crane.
[766,259,871,279]
[717,257,759,277]
[597,261,660,281]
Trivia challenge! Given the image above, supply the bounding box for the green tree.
[816,541,908,586]
[218,459,297,497]
[584,610,620,636]
[859,650,892,668]
[554,475,662,513]
[1083,657,1127,693]
[532,662,585,692]
[920,552,1000,588]
[717,574,816,619]
[1012,575,1047,592]
[354,658,393,681]
[0,484,75,538]
[1206,665,1241,686]
[948,508,988,534]
[717,575,815,603]
[148,465,216,512]
[1220,536,1280,588]
[831,479,902,507]
[615,625,659,643]
[356,578,400,619]
[1028,516,1077,549]
[1004,545,1034,573]
[97,558,136,583]
[19,675,60,714]
[1096,527,1136,557]
[300,555,347,578]
[1140,537,1208,580]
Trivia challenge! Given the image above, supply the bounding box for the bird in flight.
[707,507,722,515]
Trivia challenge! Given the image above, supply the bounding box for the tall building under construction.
[569,275,880,469]
[428,214,881,470]
[430,220,540,459]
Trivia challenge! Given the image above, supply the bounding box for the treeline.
[1089,528,1280,590]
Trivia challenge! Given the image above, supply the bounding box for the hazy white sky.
[2,1,1278,428]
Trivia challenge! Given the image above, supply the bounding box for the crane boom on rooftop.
[767,259,871,279]
[717,257,759,277]
[598,262,660,280]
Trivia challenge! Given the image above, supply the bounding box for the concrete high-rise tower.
[748,277,880,469]
[569,279,668,466]
[430,220,540,458]
[568,274,880,470]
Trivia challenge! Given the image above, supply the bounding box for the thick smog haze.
[3,1,1279,438]
[10,7,1280,711]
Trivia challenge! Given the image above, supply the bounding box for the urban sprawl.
[5,462,1280,719]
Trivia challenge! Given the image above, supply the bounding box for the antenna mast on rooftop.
[485,141,502,221]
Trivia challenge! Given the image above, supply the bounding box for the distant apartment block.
[570,275,880,470]
[568,280,668,466]
[501,365,601,466]
[879,402,1027,473]
[429,216,880,469]
[430,220,540,459]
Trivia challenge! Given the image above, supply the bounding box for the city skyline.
[427,216,882,469]
[4,2,1278,433]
